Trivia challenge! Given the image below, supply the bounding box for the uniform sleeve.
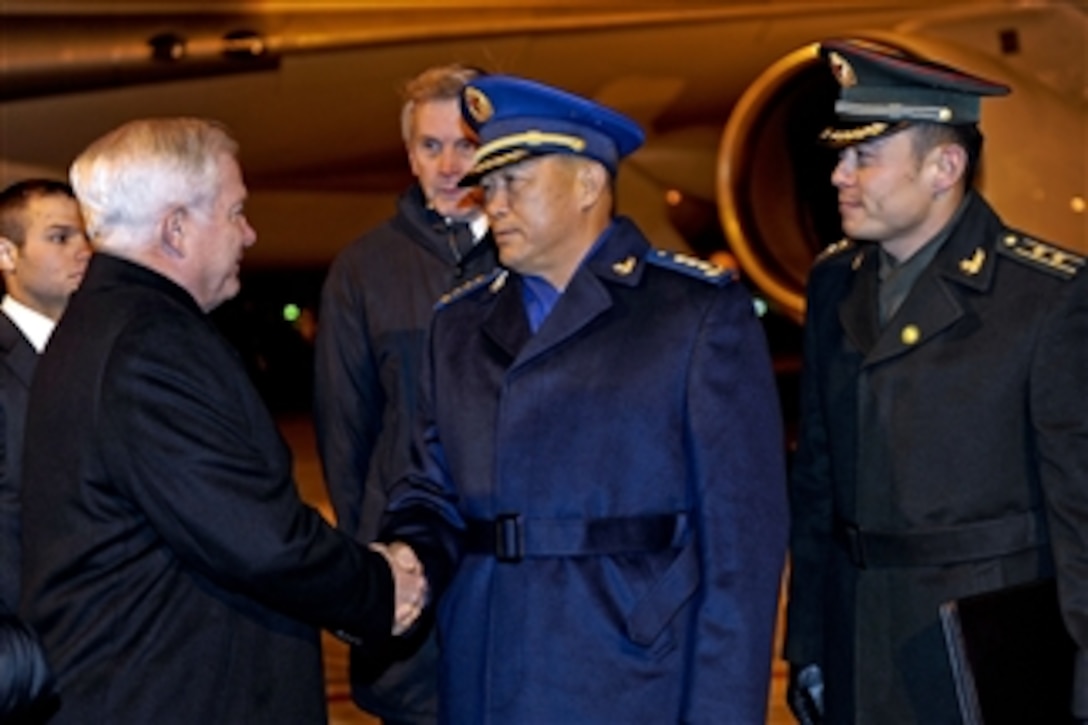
[783,275,837,670]
[99,313,394,645]
[313,250,384,538]
[684,282,789,723]
[1031,269,1088,718]
[379,315,464,600]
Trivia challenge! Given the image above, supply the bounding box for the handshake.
[369,542,429,636]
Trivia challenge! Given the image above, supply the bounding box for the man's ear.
[0,237,18,274]
[928,143,968,196]
[576,160,609,211]
[159,208,187,259]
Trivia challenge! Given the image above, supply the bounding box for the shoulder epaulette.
[645,250,734,286]
[814,238,856,265]
[436,269,507,308]
[995,231,1085,280]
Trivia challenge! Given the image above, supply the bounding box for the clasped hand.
[369,542,428,636]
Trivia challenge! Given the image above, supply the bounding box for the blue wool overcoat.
[382,217,788,724]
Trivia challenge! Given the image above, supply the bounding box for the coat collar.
[839,192,1004,366]
[582,217,650,289]
[395,184,493,266]
[82,252,206,316]
[480,271,531,360]
[838,244,880,356]
[481,217,650,369]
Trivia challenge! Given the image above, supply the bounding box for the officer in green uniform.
[785,38,1088,724]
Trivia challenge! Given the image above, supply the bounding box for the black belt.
[833,511,1045,569]
[463,512,687,563]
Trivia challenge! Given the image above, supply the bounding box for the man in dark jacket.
[379,74,788,724]
[314,63,496,724]
[785,40,1088,723]
[20,117,427,724]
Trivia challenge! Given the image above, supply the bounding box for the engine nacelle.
[717,33,1087,322]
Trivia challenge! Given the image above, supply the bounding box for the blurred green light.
[283,303,301,322]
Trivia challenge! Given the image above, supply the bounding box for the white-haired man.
[20,118,427,723]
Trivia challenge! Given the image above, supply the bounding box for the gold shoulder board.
[996,232,1085,280]
[436,269,505,307]
[814,238,856,264]
[645,250,733,285]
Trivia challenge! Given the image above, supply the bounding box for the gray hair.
[400,64,480,144]
[70,118,238,252]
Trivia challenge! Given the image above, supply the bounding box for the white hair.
[70,118,238,253]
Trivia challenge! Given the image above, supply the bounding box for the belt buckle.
[494,513,523,563]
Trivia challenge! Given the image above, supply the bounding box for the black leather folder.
[939,578,1076,724]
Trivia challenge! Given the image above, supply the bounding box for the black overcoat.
[785,192,1088,723]
[20,254,395,724]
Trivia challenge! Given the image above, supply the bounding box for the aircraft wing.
[2,0,1084,319]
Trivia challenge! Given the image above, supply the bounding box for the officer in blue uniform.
[785,39,1088,724]
[378,75,788,724]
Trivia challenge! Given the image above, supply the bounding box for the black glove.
[349,605,435,684]
[786,662,824,725]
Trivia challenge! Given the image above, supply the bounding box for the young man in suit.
[0,179,89,609]
[0,178,87,724]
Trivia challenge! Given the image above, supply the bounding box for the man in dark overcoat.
[785,40,1088,723]
[378,75,789,724]
[19,118,427,724]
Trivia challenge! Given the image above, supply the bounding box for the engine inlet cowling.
[717,43,843,323]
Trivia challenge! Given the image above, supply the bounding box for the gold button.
[901,324,921,345]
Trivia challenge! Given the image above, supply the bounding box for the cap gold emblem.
[828,51,858,88]
[464,86,494,124]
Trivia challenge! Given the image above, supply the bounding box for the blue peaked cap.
[459,74,645,186]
